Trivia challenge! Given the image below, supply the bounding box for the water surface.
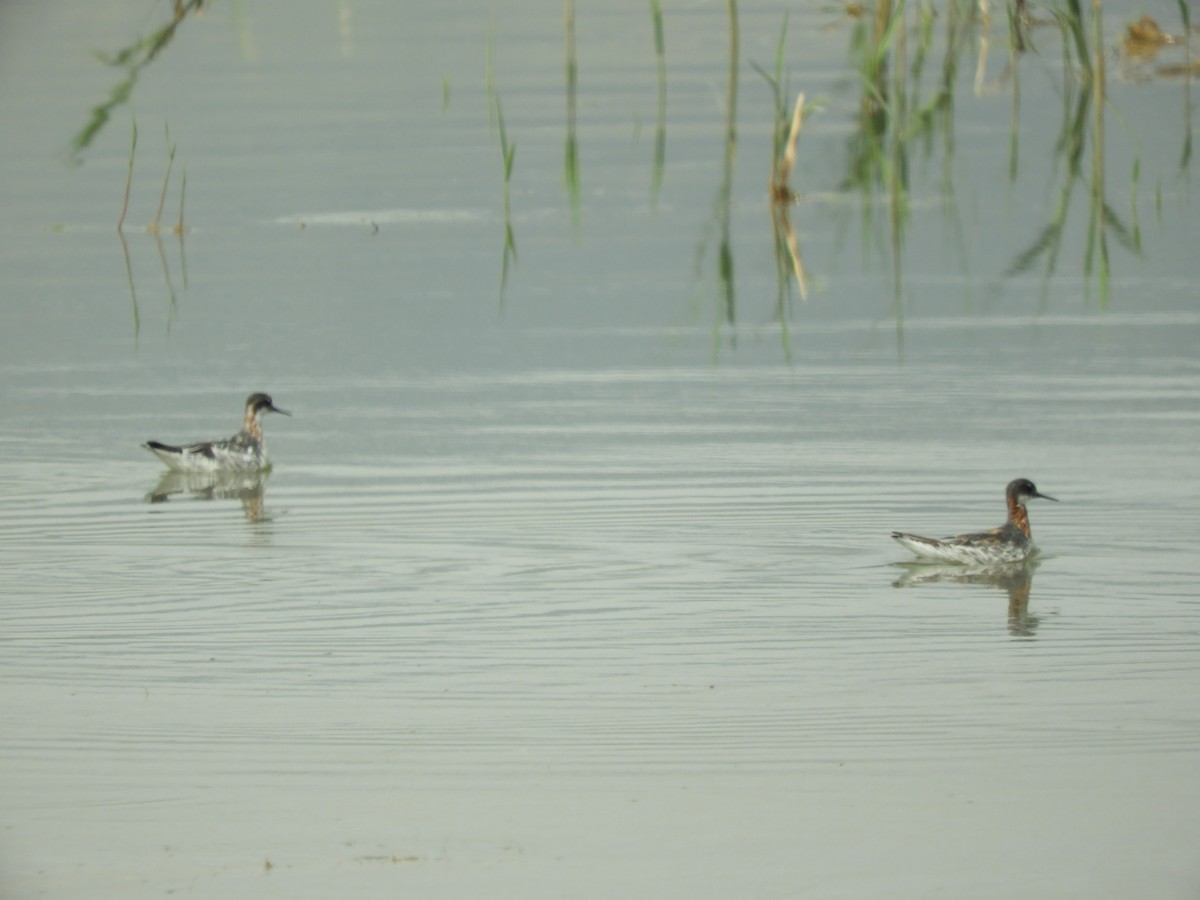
[1,1,1199,897]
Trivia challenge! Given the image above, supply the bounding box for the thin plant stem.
[717,0,739,326]
[118,118,137,231]
[496,93,518,305]
[563,0,581,229]
[175,169,187,234]
[1090,0,1108,303]
[650,0,667,203]
[152,123,177,232]
[70,0,205,161]
[1175,0,1191,166]
[119,229,139,337]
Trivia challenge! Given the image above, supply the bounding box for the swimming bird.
[891,478,1058,564]
[143,393,290,473]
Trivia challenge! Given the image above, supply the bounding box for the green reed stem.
[120,228,139,338]
[649,0,667,203]
[1006,0,1022,181]
[563,0,581,230]
[69,0,205,163]
[151,122,176,232]
[717,0,739,325]
[176,168,187,235]
[117,118,137,231]
[1175,0,1192,167]
[1088,0,1108,304]
[496,93,518,304]
[1129,157,1142,253]
[1060,0,1092,79]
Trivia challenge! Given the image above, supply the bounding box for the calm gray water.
[2,1,1199,897]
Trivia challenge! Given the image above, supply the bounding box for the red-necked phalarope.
[891,478,1058,564]
[144,393,290,473]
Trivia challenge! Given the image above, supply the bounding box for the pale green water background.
[2,1,1199,897]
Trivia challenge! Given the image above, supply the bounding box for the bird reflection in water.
[892,558,1041,636]
[145,469,271,523]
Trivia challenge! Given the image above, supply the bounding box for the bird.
[143,393,290,473]
[891,478,1058,564]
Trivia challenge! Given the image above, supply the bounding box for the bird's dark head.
[1008,478,1056,505]
[246,393,290,418]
